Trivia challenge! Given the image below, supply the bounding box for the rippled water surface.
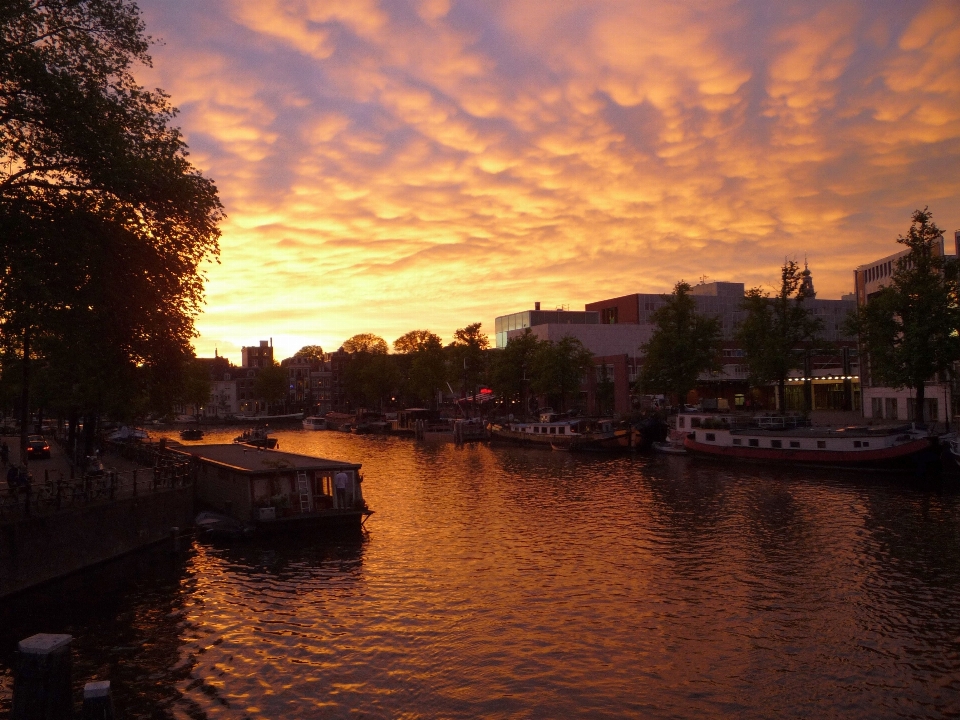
[3,428,960,718]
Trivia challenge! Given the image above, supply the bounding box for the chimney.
[535,301,541,311]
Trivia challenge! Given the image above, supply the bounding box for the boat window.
[733,438,742,445]
[705,433,715,441]
[863,441,869,447]
[549,427,556,434]
[771,440,782,449]
[749,438,759,447]
[678,417,686,428]
[817,440,826,448]
[691,418,701,428]
[559,427,565,435]
[854,441,861,448]
[790,441,800,448]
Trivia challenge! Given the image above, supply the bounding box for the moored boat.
[488,412,626,450]
[179,428,204,440]
[234,427,278,449]
[684,423,932,468]
[302,416,327,430]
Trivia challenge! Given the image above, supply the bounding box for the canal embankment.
[0,438,194,600]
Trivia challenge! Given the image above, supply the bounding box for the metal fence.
[0,443,192,521]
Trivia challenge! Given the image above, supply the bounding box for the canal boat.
[233,427,278,449]
[302,416,328,430]
[179,428,204,440]
[182,444,372,536]
[683,422,932,468]
[488,412,631,451]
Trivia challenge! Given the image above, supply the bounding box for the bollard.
[170,526,180,553]
[82,680,115,719]
[12,633,74,720]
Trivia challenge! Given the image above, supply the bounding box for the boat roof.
[727,425,914,438]
[175,444,360,474]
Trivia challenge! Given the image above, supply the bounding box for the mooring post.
[12,633,74,720]
[171,526,180,553]
[82,680,115,719]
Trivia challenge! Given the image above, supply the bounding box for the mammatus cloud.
[136,0,960,363]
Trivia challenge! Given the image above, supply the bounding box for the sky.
[135,0,960,365]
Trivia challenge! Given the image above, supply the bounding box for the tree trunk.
[915,382,926,425]
[18,328,30,467]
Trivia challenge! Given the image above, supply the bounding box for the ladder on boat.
[296,471,311,513]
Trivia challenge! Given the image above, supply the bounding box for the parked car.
[26,435,50,459]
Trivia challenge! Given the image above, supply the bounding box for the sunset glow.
[135,0,960,363]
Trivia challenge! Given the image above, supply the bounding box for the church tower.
[800,258,816,299]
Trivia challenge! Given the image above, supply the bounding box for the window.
[817,440,826,449]
[559,427,566,435]
[678,417,686,428]
[863,441,869,447]
[854,441,862,448]
[749,439,759,447]
[871,397,883,419]
[705,433,715,441]
[692,418,702,428]
[771,440,782,448]
[733,439,742,445]
[790,441,800,448]
[884,398,898,420]
[549,427,556,435]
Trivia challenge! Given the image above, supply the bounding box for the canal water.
[2,428,960,718]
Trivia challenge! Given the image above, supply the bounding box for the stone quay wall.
[0,484,194,599]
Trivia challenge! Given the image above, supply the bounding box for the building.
[585,277,859,413]
[241,340,274,369]
[853,232,959,424]
[495,302,599,348]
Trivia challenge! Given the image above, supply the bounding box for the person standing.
[334,470,348,509]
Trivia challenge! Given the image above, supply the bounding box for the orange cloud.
[135,0,960,362]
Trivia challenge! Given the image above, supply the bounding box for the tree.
[253,364,287,413]
[293,345,324,362]
[489,329,542,416]
[531,336,593,412]
[735,261,822,412]
[393,330,442,355]
[180,359,212,417]
[393,330,444,406]
[637,281,722,405]
[0,1,222,457]
[850,208,960,423]
[342,334,388,355]
[447,323,490,407]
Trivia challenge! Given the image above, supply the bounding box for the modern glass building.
[494,309,599,348]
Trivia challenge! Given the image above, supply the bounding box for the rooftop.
[175,444,360,474]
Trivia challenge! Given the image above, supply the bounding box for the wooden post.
[82,681,115,719]
[12,633,73,720]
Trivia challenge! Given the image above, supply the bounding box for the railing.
[0,448,193,521]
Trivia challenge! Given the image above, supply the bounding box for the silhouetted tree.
[736,261,822,412]
[0,0,223,455]
[637,281,722,405]
[531,336,593,413]
[849,208,960,423]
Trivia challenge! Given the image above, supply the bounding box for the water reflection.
[1,428,959,719]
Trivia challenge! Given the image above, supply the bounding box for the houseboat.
[683,420,933,468]
[182,444,372,535]
[302,416,327,430]
[233,427,278,449]
[488,411,634,450]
